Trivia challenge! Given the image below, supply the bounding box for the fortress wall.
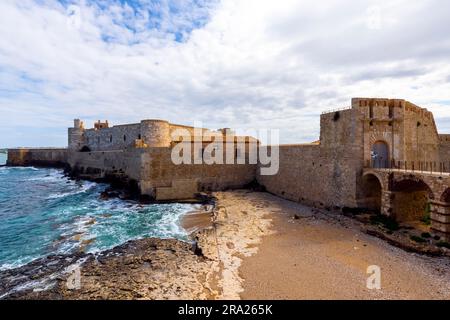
[68,127,84,150]
[83,124,141,151]
[355,98,406,162]
[7,148,68,167]
[169,124,212,140]
[353,98,441,164]
[67,149,142,181]
[140,120,171,147]
[257,145,323,206]
[257,108,364,209]
[439,134,450,163]
[403,102,440,162]
[257,144,362,208]
[169,124,196,136]
[139,147,257,200]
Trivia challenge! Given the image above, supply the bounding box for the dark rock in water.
[138,194,153,204]
[119,191,132,200]
[99,191,109,200]
[195,192,217,206]
[99,190,121,200]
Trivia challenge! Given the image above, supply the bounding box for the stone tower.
[68,119,85,150]
[352,97,441,167]
[140,120,171,147]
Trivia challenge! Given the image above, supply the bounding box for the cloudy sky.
[0,0,449,147]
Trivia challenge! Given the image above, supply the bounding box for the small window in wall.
[138,134,141,140]
[389,106,394,118]
[333,111,340,121]
[110,135,113,143]
[369,105,374,118]
[123,135,127,142]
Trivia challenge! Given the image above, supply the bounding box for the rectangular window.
[389,106,394,118]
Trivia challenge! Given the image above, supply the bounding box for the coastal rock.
[0,238,220,300]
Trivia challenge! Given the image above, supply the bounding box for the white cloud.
[0,0,449,147]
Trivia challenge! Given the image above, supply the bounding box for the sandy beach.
[212,190,450,300]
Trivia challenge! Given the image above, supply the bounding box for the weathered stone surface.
[0,238,219,300]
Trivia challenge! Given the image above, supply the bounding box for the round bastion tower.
[68,119,85,150]
[140,120,171,147]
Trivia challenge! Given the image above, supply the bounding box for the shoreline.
[0,190,272,300]
[2,189,450,300]
[0,184,219,299]
[180,208,214,234]
[0,166,218,298]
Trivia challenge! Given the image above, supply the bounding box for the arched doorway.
[361,174,383,213]
[390,178,433,222]
[371,141,389,168]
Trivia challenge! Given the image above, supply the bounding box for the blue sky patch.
[57,0,218,44]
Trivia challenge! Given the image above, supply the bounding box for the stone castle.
[7,98,450,239]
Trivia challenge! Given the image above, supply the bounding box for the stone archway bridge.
[363,168,450,240]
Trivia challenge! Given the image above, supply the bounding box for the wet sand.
[180,207,214,234]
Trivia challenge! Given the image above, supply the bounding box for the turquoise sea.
[0,152,194,270]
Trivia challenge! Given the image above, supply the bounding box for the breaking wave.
[46,182,97,199]
[0,167,195,270]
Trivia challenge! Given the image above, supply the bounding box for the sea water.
[0,153,6,166]
[0,160,194,270]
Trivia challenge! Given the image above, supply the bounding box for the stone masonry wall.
[7,148,68,167]
[391,190,429,222]
[257,108,364,209]
[403,101,440,163]
[140,147,257,200]
[439,134,450,164]
[353,98,441,165]
[83,124,141,151]
[67,149,142,181]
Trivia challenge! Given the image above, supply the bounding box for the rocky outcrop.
[0,238,220,300]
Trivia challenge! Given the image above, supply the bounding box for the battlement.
[94,120,109,130]
[68,118,253,152]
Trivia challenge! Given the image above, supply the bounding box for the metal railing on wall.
[365,159,450,175]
